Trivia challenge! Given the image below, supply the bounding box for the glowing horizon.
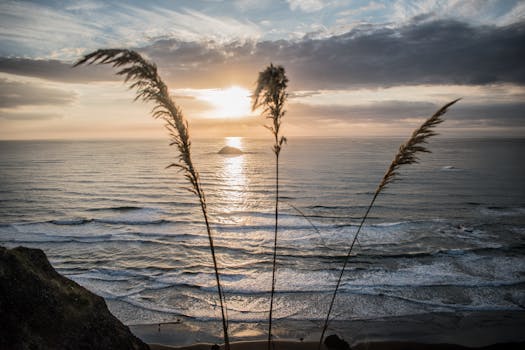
[196,86,254,119]
[1,1,524,140]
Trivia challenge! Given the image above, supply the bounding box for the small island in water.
[218,146,243,155]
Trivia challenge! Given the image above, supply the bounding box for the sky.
[0,0,524,139]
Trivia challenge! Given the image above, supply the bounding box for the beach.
[131,310,525,349]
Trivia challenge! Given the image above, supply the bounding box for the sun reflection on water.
[219,137,246,216]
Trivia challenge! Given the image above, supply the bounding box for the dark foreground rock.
[0,245,149,350]
[325,334,351,350]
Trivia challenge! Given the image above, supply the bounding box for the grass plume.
[319,98,460,348]
[74,49,231,350]
[252,63,288,350]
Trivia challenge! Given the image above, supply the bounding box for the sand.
[148,340,525,350]
[131,311,525,350]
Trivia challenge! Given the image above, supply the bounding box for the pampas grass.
[318,98,460,348]
[252,63,288,350]
[74,49,231,350]
[73,50,460,350]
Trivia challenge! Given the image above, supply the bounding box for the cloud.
[0,1,102,58]
[286,100,525,130]
[1,0,524,61]
[142,19,525,89]
[0,57,119,83]
[2,19,524,91]
[234,0,274,12]
[286,0,326,13]
[497,1,525,26]
[283,19,525,89]
[0,78,76,108]
[390,0,524,26]
[450,102,525,127]
[0,1,261,59]
[287,100,438,124]
[339,1,386,17]
[0,111,62,121]
[64,0,106,12]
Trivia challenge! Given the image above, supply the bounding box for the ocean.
[1,137,524,330]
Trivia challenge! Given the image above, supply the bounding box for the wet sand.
[130,310,525,350]
[149,340,525,350]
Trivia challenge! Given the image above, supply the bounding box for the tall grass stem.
[318,99,460,349]
[252,63,288,350]
[74,49,230,350]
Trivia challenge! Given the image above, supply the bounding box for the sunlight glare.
[225,136,243,149]
[199,86,253,119]
[219,148,246,215]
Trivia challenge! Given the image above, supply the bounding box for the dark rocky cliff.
[0,245,149,350]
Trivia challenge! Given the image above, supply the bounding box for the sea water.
[1,138,524,325]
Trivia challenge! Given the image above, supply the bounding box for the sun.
[199,86,253,119]
[225,136,242,149]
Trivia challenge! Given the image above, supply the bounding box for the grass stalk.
[74,49,230,350]
[318,99,460,349]
[252,63,288,350]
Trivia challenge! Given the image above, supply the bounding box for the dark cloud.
[451,103,525,127]
[0,78,76,108]
[0,57,118,83]
[1,19,523,91]
[143,19,525,89]
[286,100,525,129]
[287,101,437,123]
[0,111,62,121]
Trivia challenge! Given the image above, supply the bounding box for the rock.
[0,245,149,350]
[218,146,243,155]
[324,334,351,350]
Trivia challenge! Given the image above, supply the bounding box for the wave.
[481,206,525,217]
[341,245,525,263]
[68,268,159,282]
[340,287,525,314]
[1,229,190,246]
[334,220,413,229]
[51,218,93,225]
[95,218,172,225]
[88,206,144,211]
[12,231,113,242]
[79,270,525,297]
[341,279,525,291]
[440,165,462,171]
[14,217,178,227]
[113,297,191,319]
[371,221,411,227]
[109,290,525,323]
[249,244,525,264]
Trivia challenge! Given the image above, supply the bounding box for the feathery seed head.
[74,49,200,198]
[75,48,231,349]
[252,63,288,156]
[377,98,460,192]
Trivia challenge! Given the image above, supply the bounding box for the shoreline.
[129,310,525,349]
[148,340,525,350]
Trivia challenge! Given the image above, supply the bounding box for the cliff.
[0,245,149,350]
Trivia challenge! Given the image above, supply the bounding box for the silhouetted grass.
[74,49,231,350]
[73,51,461,350]
[252,63,288,350]
[318,99,461,349]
